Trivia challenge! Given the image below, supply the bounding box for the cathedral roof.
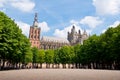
[41,36,69,44]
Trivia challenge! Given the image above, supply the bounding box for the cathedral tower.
[67,26,78,45]
[29,13,41,49]
[67,25,89,45]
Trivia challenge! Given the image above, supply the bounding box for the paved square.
[0,69,120,80]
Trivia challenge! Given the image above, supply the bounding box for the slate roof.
[41,36,69,44]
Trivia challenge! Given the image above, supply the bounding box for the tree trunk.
[57,64,60,68]
[40,63,42,68]
[62,64,65,68]
[75,63,77,68]
[68,64,71,68]
[79,63,82,68]
[91,63,93,69]
[48,63,50,68]
[93,62,96,69]
[46,63,47,68]
[18,63,21,69]
[1,59,5,70]
[72,63,75,69]
[0,59,2,70]
[52,64,54,68]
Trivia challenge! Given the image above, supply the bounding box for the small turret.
[73,25,75,29]
[71,25,75,34]
[78,30,81,35]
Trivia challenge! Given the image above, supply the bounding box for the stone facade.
[67,26,89,45]
[29,13,89,50]
[40,36,70,50]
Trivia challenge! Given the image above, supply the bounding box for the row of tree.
[31,46,75,69]
[0,11,120,70]
[30,24,120,70]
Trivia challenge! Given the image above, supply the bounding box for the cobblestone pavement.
[0,69,120,80]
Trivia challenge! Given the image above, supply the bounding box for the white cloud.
[54,14,119,36]
[53,24,83,38]
[80,16,103,28]
[93,0,120,15]
[16,21,50,37]
[102,21,120,33]
[38,21,50,32]
[0,0,35,12]
[54,18,95,38]
[86,29,92,35]
[109,21,120,28]
[70,20,79,25]
[102,29,106,33]
[11,0,35,12]
[0,0,6,7]
[16,21,30,37]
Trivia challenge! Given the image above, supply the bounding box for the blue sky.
[0,0,120,38]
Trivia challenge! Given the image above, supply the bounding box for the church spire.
[34,13,38,22]
[33,13,38,27]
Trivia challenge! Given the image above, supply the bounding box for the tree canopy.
[0,11,31,70]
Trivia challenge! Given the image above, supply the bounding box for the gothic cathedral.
[29,13,89,50]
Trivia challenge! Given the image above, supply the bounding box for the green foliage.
[45,49,54,63]
[0,11,31,69]
[37,49,45,63]
[74,44,81,63]
[31,47,39,63]
[59,46,71,64]
[25,49,33,64]
[54,49,60,64]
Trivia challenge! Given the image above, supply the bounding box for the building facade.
[67,26,89,45]
[29,13,89,50]
[40,36,70,50]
